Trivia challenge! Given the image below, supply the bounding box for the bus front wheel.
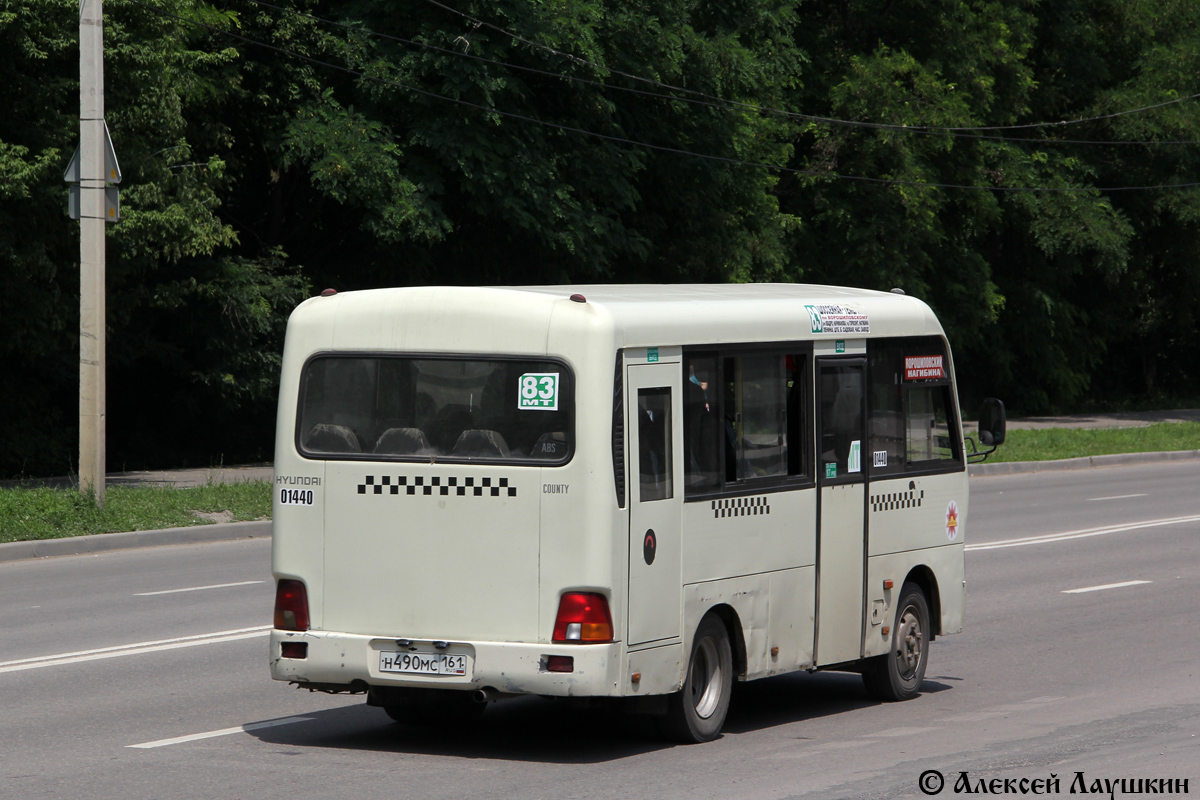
[863,582,930,702]
[660,614,733,743]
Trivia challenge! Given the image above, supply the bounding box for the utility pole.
[79,0,107,506]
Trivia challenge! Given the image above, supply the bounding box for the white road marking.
[1087,493,1148,502]
[965,514,1200,551]
[134,580,264,596]
[1063,580,1151,594]
[0,626,271,674]
[127,716,313,749]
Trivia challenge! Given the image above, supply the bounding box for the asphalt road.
[2,462,1197,800]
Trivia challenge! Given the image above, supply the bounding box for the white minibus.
[270,284,1004,742]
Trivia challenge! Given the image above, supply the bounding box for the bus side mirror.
[977,398,1006,446]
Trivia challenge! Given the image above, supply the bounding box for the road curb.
[0,520,272,563]
[969,448,1200,477]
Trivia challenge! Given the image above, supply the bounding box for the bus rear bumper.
[270,630,623,698]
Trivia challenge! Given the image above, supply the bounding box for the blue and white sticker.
[805,304,870,334]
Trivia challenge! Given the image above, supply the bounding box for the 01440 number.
[279,488,314,506]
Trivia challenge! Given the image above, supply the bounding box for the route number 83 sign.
[518,373,560,411]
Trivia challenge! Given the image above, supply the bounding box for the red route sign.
[905,355,944,380]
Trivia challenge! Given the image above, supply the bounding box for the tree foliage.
[2,0,1199,476]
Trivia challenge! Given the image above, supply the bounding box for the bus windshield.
[297,355,572,463]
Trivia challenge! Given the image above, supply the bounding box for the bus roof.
[287,284,946,355]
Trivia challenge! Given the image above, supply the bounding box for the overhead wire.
[244,0,1200,147]
[123,0,1200,193]
[419,0,1200,136]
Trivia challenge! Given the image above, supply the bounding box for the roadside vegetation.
[0,480,272,544]
[6,1,1200,479]
[978,422,1200,464]
[5,423,1200,544]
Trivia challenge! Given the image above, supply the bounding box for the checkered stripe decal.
[711,496,770,518]
[358,475,516,497]
[870,489,924,513]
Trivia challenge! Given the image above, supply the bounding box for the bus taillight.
[552,592,613,643]
[274,580,310,631]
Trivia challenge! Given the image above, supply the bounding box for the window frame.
[865,336,965,479]
[682,342,814,502]
[816,357,869,487]
[294,350,577,467]
[636,386,674,503]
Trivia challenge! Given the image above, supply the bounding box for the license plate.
[379,651,468,676]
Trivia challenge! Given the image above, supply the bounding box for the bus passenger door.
[626,363,683,647]
[815,358,867,666]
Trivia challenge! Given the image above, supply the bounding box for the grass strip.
[4,423,1198,543]
[981,421,1200,463]
[0,480,272,544]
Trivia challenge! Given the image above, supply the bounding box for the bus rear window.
[297,356,572,464]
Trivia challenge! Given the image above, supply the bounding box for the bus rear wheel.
[863,582,930,702]
[660,614,733,743]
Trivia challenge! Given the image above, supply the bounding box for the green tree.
[780,0,1200,413]
[0,0,307,477]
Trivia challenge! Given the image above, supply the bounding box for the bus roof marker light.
[320,288,337,297]
[569,293,587,303]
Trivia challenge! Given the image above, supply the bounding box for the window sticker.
[825,462,837,479]
[848,440,862,473]
[905,355,945,381]
[873,450,888,468]
[518,373,559,411]
[805,304,870,334]
[647,347,659,363]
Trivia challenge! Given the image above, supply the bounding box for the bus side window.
[906,385,959,464]
[785,354,808,478]
[723,356,740,482]
[722,355,789,483]
[683,355,720,493]
[739,355,787,479]
[684,350,809,496]
[868,337,962,473]
[868,342,906,475]
[638,388,673,502]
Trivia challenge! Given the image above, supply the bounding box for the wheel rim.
[690,635,723,719]
[894,604,925,682]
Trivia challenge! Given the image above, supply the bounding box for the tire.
[383,690,487,726]
[660,614,734,743]
[863,582,930,702]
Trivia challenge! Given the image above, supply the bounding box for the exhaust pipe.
[473,687,519,704]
